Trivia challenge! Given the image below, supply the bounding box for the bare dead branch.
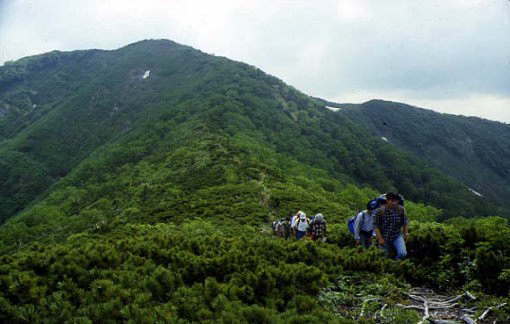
[359,297,378,319]
[418,300,430,324]
[465,291,477,301]
[460,314,476,324]
[479,303,507,321]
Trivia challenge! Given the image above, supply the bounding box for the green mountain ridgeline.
[0,39,509,322]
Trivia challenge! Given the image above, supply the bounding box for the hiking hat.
[367,199,379,210]
[299,212,307,219]
[385,192,400,201]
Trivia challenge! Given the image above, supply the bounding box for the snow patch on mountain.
[381,137,389,142]
[142,70,151,79]
[325,106,341,112]
[468,188,483,197]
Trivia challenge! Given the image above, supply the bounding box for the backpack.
[398,194,405,206]
[296,217,309,232]
[347,210,368,234]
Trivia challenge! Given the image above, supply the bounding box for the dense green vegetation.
[1,212,510,321]
[1,39,509,321]
[337,99,510,217]
[0,40,500,224]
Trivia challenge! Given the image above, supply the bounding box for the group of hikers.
[272,212,328,242]
[272,192,409,259]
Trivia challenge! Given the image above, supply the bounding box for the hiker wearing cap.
[310,213,327,242]
[354,200,379,248]
[294,212,310,240]
[374,192,409,259]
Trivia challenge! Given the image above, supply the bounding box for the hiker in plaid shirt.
[310,213,327,242]
[374,192,409,259]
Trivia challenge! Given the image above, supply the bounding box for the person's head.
[299,212,307,220]
[367,199,379,211]
[385,192,400,207]
[315,213,324,222]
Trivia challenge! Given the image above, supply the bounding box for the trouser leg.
[360,231,372,248]
[391,235,407,259]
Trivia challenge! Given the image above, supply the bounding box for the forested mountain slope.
[0,40,497,226]
[0,40,509,322]
[335,99,510,214]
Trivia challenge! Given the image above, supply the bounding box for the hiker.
[309,214,316,225]
[277,218,291,239]
[290,210,301,238]
[374,192,409,259]
[294,212,310,240]
[272,220,278,235]
[310,213,327,242]
[283,215,291,240]
[273,219,282,238]
[379,193,405,206]
[354,200,379,248]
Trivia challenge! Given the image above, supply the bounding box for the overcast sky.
[1,0,509,122]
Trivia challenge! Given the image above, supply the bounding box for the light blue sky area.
[1,0,509,122]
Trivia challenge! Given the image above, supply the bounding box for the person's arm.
[353,212,362,243]
[375,228,385,245]
[402,208,409,241]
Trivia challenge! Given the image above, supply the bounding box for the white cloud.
[0,0,509,123]
[336,0,372,21]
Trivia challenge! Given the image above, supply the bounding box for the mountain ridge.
[0,39,504,225]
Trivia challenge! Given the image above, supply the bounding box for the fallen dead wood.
[396,303,459,311]
[359,297,379,319]
[465,291,477,301]
[373,303,387,320]
[418,300,430,324]
[399,288,480,324]
[460,314,476,324]
[478,303,507,321]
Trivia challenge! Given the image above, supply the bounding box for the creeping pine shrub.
[0,221,382,322]
[1,215,510,322]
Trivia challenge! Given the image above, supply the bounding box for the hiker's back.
[311,214,327,241]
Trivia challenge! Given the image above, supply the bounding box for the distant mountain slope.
[336,99,510,212]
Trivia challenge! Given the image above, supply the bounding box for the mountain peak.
[120,38,179,50]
